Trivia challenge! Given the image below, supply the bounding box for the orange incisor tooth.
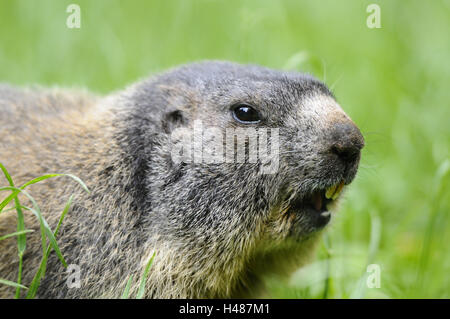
[325,184,337,199]
[331,181,345,200]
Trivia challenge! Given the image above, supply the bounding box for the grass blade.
[350,210,381,299]
[0,164,86,298]
[0,173,89,213]
[24,204,67,267]
[0,163,27,298]
[21,173,90,193]
[26,195,73,299]
[0,163,15,187]
[136,252,156,299]
[121,275,134,299]
[0,279,28,290]
[0,187,64,268]
[0,229,34,241]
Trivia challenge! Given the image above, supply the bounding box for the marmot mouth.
[307,181,345,212]
[284,181,345,227]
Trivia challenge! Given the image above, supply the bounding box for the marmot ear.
[162,110,187,134]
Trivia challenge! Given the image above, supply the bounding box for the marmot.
[0,61,364,298]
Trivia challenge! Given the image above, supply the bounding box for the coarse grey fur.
[0,61,364,298]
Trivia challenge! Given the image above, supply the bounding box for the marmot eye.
[231,104,261,124]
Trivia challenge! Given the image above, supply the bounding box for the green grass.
[0,163,90,298]
[0,0,449,298]
[0,164,155,298]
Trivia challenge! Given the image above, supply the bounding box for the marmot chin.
[0,61,364,298]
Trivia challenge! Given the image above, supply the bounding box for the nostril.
[331,143,360,163]
[329,121,364,164]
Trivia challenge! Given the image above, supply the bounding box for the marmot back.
[0,61,364,298]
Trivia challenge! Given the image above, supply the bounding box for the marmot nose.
[329,121,364,164]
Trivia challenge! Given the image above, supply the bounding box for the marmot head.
[121,61,364,257]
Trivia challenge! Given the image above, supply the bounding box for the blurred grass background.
[0,0,448,298]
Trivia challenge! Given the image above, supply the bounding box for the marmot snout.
[0,61,363,298]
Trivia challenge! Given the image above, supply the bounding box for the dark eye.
[231,104,261,124]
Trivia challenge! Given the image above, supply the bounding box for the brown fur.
[0,62,363,298]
